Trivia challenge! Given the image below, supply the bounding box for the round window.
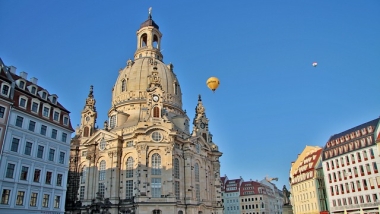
[99,139,106,150]
[151,131,162,142]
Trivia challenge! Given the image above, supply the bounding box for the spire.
[84,85,96,111]
[148,7,152,19]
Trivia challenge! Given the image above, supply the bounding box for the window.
[79,186,85,200]
[175,181,180,200]
[31,102,39,113]
[19,98,26,108]
[153,210,161,214]
[82,151,87,157]
[59,152,65,164]
[37,145,44,158]
[99,160,106,181]
[51,129,57,139]
[151,153,161,175]
[61,133,67,142]
[40,125,47,136]
[53,111,59,121]
[28,120,36,132]
[121,79,126,92]
[126,141,133,147]
[11,138,20,152]
[43,106,49,117]
[151,131,162,142]
[6,163,15,178]
[99,139,106,150]
[33,169,41,182]
[195,163,200,182]
[196,184,200,201]
[42,194,49,207]
[31,86,36,94]
[30,193,38,207]
[1,189,11,204]
[98,183,105,197]
[151,178,161,198]
[126,157,134,178]
[125,180,133,199]
[109,115,116,128]
[20,166,29,180]
[19,81,25,89]
[16,191,25,205]
[81,166,87,184]
[174,158,180,179]
[0,106,5,118]
[48,149,55,161]
[15,116,23,127]
[54,196,60,208]
[63,116,69,125]
[42,91,47,99]
[24,142,32,155]
[52,96,57,104]
[153,106,160,118]
[1,84,9,96]
[46,171,52,184]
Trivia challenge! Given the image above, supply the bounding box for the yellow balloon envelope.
[206,77,220,92]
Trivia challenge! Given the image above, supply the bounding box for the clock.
[86,116,90,121]
[153,95,159,102]
[200,123,205,129]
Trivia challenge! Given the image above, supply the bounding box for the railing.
[330,201,380,211]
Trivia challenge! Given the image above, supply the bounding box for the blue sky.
[1,1,380,189]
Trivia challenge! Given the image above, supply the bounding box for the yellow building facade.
[65,11,223,214]
[290,146,323,214]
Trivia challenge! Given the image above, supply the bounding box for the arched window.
[153,106,160,118]
[99,161,106,181]
[83,127,89,137]
[195,163,199,182]
[126,157,134,178]
[121,79,126,92]
[178,211,183,214]
[151,153,161,175]
[81,166,87,184]
[174,158,180,179]
[140,34,147,47]
[153,34,159,48]
[153,210,161,214]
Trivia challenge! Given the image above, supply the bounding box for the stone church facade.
[65,11,223,214]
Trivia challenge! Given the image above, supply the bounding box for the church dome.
[110,11,183,125]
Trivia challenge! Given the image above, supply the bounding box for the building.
[65,10,223,214]
[260,178,283,214]
[0,58,13,154]
[223,177,243,214]
[290,145,323,214]
[322,118,380,214]
[0,58,74,213]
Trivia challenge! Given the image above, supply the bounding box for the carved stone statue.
[283,185,291,205]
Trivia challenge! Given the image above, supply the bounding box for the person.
[282,185,291,205]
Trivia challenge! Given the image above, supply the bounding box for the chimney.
[9,66,16,74]
[20,71,28,79]
[30,77,38,85]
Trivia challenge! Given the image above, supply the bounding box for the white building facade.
[0,61,74,213]
[322,118,380,214]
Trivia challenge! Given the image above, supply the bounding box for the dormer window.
[1,84,10,97]
[41,91,47,100]
[63,116,69,126]
[53,110,60,122]
[31,86,36,94]
[19,81,25,89]
[42,104,50,118]
[31,100,40,113]
[19,97,27,108]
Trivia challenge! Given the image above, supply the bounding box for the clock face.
[86,116,90,121]
[200,123,205,129]
[153,95,159,102]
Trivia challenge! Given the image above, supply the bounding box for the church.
[65,9,223,214]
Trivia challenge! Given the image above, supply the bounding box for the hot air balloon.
[312,62,318,67]
[206,77,220,92]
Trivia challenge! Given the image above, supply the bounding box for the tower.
[66,9,223,214]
